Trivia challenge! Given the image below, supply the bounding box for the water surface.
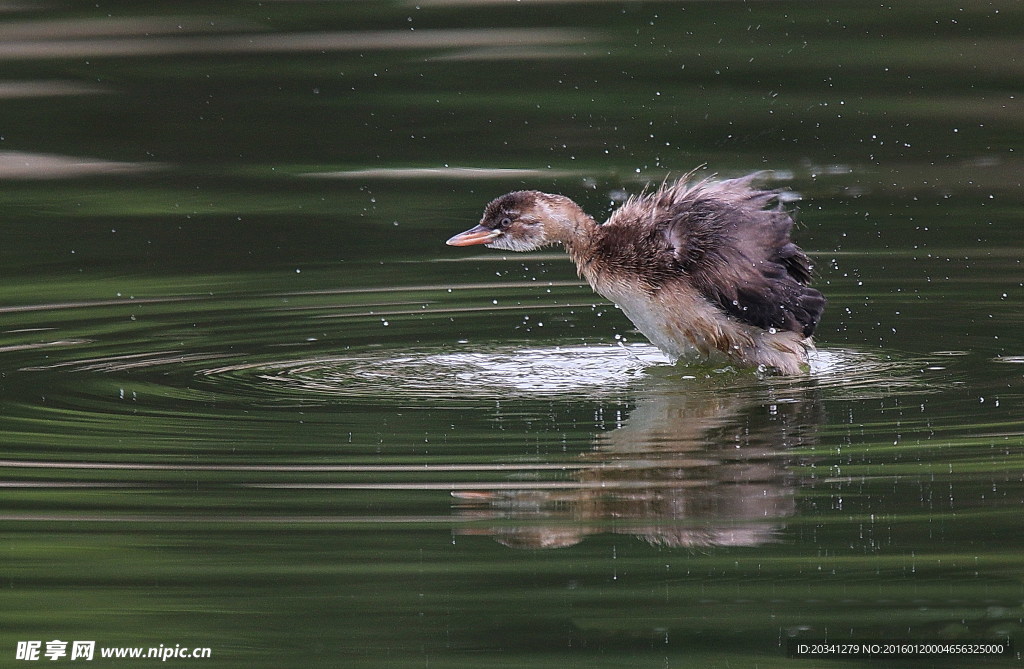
[1,1,1022,667]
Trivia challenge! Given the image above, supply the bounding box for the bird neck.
[537,195,599,263]
[562,214,601,279]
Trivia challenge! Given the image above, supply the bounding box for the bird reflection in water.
[453,381,822,549]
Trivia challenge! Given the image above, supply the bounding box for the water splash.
[193,344,935,404]
[201,343,671,400]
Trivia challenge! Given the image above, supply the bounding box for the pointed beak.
[446,224,501,247]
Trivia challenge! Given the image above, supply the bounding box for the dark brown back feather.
[607,175,825,337]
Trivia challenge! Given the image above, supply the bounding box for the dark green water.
[1,1,1022,667]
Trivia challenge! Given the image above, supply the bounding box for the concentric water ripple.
[198,343,671,401]
[3,280,954,409]
[184,343,940,404]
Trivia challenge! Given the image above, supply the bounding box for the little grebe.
[446,173,826,374]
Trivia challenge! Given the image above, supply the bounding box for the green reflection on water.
[1,0,1023,667]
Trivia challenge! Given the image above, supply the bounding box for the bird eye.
[498,217,512,229]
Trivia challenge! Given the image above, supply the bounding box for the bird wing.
[660,179,826,338]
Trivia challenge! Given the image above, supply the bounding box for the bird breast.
[587,273,724,361]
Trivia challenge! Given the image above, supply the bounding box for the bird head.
[446,190,562,252]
